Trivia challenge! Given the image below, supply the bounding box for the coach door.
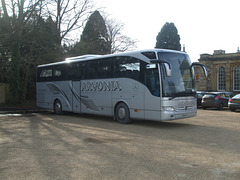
[144,64,161,120]
[68,62,85,113]
[72,81,81,113]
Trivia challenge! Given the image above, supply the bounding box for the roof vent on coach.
[141,51,157,59]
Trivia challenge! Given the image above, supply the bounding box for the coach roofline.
[37,48,186,68]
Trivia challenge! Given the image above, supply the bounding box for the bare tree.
[1,0,43,21]
[105,18,137,54]
[46,0,94,44]
[0,0,96,102]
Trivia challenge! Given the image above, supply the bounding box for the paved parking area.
[0,109,240,179]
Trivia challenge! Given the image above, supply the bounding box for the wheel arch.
[53,98,61,108]
[114,100,130,115]
[114,100,132,124]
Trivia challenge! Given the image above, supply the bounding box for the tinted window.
[97,59,112,79]
[197,93,204,98]
[204,94,216,98]
[37,68,53,82]
[114,56,140,81]
[225,93,233,98]
[68,62,85,80]
[40,69,52,78]
[53,65,67,81]
[141,51,156,59]
[86,60,98,79]
[37,64,69,82]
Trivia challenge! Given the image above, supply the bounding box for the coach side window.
[86,61,98,79]
[114,56,140,81]
[97,58,112,79]
[68,62,85,80]
[53,65,67,81]
[37,68,53,82]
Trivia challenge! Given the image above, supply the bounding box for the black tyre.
[218,103,223,110]
[230,108,236,112]
[115,102,132,124]
[54,99,63,115]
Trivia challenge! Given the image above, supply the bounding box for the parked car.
[196,91,206,107]
[202,92,233,110]
[228,94,240,112]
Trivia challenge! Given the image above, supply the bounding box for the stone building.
[195,49,240,93]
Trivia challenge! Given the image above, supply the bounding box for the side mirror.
[191,62,208,77]
[163,63,171,77]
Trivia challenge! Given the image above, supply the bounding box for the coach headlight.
[163,106,175,112]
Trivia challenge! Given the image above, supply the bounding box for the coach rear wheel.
[54,99,63,115]
[115,102,132,124]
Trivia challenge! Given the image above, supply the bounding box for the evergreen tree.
[19,16,62,101]
[72,10,111,55]
[0,16,12,83]
[0,0,92,103]
[155,22,181,51]
[0,14,61,102]
[30,16,62,64]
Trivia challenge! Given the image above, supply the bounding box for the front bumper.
[161,109,197,121]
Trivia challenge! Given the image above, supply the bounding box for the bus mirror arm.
[150,60,171,69]
[191,63,208,77]
[150,60,172,77]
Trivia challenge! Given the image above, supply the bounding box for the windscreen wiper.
[169,92,195,100]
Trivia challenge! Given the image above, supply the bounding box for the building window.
[233,65,240,91]
[218,66,225,91]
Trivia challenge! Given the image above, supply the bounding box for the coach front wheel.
[115,102,132,124]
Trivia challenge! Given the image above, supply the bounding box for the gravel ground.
[0,109,240,179]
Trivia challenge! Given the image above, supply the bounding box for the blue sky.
[96,0,240,61]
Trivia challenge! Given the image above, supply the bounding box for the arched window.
[233,65,240,91]
[218,66,225,91]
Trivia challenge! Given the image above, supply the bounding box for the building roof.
[199,50,240,61]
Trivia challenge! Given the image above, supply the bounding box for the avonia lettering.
[81,80,122,91]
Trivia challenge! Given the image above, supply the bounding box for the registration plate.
[233,100,240,103]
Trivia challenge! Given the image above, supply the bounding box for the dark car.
[228,94,240,112]
[202,92,233,110]
[197,91,206,107]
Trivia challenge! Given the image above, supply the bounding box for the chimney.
[183,44,186,52]
[213,50,225,55]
